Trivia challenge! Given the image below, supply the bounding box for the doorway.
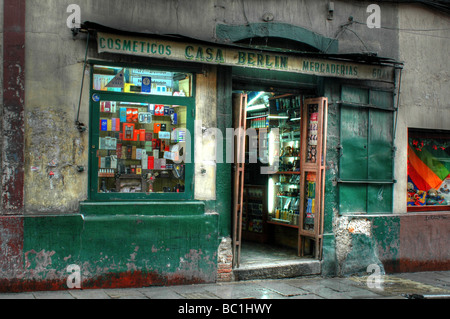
[231,84,328,271]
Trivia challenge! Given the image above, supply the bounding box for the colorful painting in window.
[407,130,450,207]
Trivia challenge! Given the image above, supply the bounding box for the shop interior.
[234,89,320,267]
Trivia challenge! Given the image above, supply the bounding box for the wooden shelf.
[273,171,301,175]
[267,220,299,229]
[269,93,294,100]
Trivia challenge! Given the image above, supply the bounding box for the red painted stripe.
[0,217,24,288]
[408,145,442,190]
[2,0,26,214]
[408,159,432,191]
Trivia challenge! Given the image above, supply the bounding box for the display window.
[407,129,450,211]
[93,65,192,97]
[89,63,195,201]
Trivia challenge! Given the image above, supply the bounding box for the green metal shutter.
[338,86,395,214]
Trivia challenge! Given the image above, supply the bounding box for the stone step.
[234,259,321,281]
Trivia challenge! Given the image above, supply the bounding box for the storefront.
[1,0,449,294]
[79,22,401,281]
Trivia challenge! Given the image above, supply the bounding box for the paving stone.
[203,282,282,299]
[0,293,35,299]
[288,293,324,299]
[68,289,111,299]
[139,286,186,299]
[176,291,221,299]
[104,288,148,299]
[256,280,310,297]
[33,290,75,299]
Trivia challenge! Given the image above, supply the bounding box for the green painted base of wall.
[1,202,220,292]
[80,201,206,216]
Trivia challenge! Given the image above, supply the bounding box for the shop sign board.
[97,32,395,82]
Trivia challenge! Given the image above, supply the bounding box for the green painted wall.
[17,205,220,291]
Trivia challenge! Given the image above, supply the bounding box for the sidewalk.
[1,271,449,300]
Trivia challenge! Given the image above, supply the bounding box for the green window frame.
[337,85,396,214]
[88,62,196,201]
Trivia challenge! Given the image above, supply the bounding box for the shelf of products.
[242,185,268,243]
[266,94,302,228]
[97,100,187,194]
[93,65,192,97]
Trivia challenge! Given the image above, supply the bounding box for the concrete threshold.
[234,259,321,281]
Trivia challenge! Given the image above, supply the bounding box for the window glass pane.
[98,100,187,194]
[93,65,192,97]
[408,130,450,207]
[303,171,316,231]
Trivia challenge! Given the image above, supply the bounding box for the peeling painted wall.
[393,4,450,213]
[195,66,217,201]
[25,106,88,213]
[333,215,385,276]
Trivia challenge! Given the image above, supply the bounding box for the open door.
[232,93,248,268]
[298,97,328,259]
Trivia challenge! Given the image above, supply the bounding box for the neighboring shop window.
[89,64,194,200]
[407,129,450,211]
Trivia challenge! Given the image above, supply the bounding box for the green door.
[338,86,395,214]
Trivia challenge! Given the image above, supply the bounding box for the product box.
[120,108,127,122]
[116,143,122,159]
[139,129,146,141]
[110,155,117,169]
[132,109,138,123]
[153,123,161,134]
[103,101,111,113]
[155,105,164,116]
[132,146,137,160]
[153,158,161,170]
[148,104,155,115]
[100,157,106,169]
[148,156,154,170]
[138,112,152,124]
[159,131,171,139]
[142,153,148,170]
[142,76,152,93]
[171,113,178,125]
[126,109,133,122]
[145,142,153,152]
[136,148,142,160]
[145,132,153,141]
[115,118,121,131]
[123,123,135,141]
[100,119,108,131]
